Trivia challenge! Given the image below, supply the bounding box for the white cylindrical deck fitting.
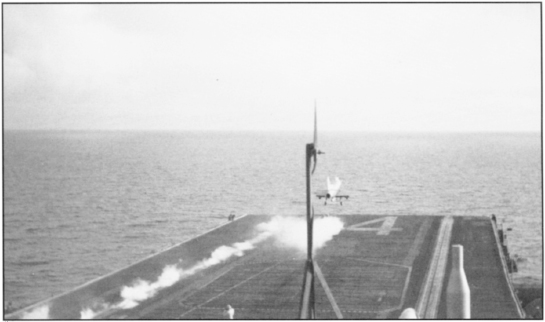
[399,308,418,319]
[446,244,471,319]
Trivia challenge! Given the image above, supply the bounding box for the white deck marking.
[346,216,402,235]
[402,218,433,267]
[377,216,399,235]
[415,216,453,319]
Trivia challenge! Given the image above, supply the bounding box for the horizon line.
[3,128,541,134]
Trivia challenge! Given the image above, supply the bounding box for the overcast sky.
[3,3,541,132]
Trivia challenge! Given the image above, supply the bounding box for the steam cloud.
[78,215,343,318]
[80,308,97,319]
[257,215,344,252]
[21,305,49,319]
[117,264,182,309]
[115,231,271,310]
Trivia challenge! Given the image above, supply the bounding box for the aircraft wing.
[315,190,329,199]
[315,190,349,199]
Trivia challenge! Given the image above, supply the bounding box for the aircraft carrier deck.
[6,214,525,319]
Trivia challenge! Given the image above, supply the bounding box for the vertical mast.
[300,104,319,319]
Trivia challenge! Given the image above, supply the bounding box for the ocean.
[3,130,542,310]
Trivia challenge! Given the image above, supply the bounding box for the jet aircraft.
[315,176,349,205]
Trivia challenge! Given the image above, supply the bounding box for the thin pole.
[300,106,319,319]
[306,143,315,318]
[306,143,314,260]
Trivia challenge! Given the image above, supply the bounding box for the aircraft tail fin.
[327,176,342,195]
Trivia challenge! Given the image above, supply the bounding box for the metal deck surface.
[6,215,524,319]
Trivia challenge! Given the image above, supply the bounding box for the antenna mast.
[299,103,323,319]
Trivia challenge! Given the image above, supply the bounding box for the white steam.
[21,305,49,319]
[257,216,344,252]
[77,215,343,318]
[80,301,113,319]
[114,230,272,310]
[117,264,182,309]
[80,307,97,319]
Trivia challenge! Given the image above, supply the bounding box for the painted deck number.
[346,216,402,235]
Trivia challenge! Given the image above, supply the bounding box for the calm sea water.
[4,131,542,309]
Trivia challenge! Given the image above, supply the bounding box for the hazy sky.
[3,3,541,131]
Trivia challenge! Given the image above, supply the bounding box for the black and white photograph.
[3,2,542,319]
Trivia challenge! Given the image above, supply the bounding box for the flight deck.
[6,214,524,319]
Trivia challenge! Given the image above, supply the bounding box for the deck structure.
[6,214,524,319]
